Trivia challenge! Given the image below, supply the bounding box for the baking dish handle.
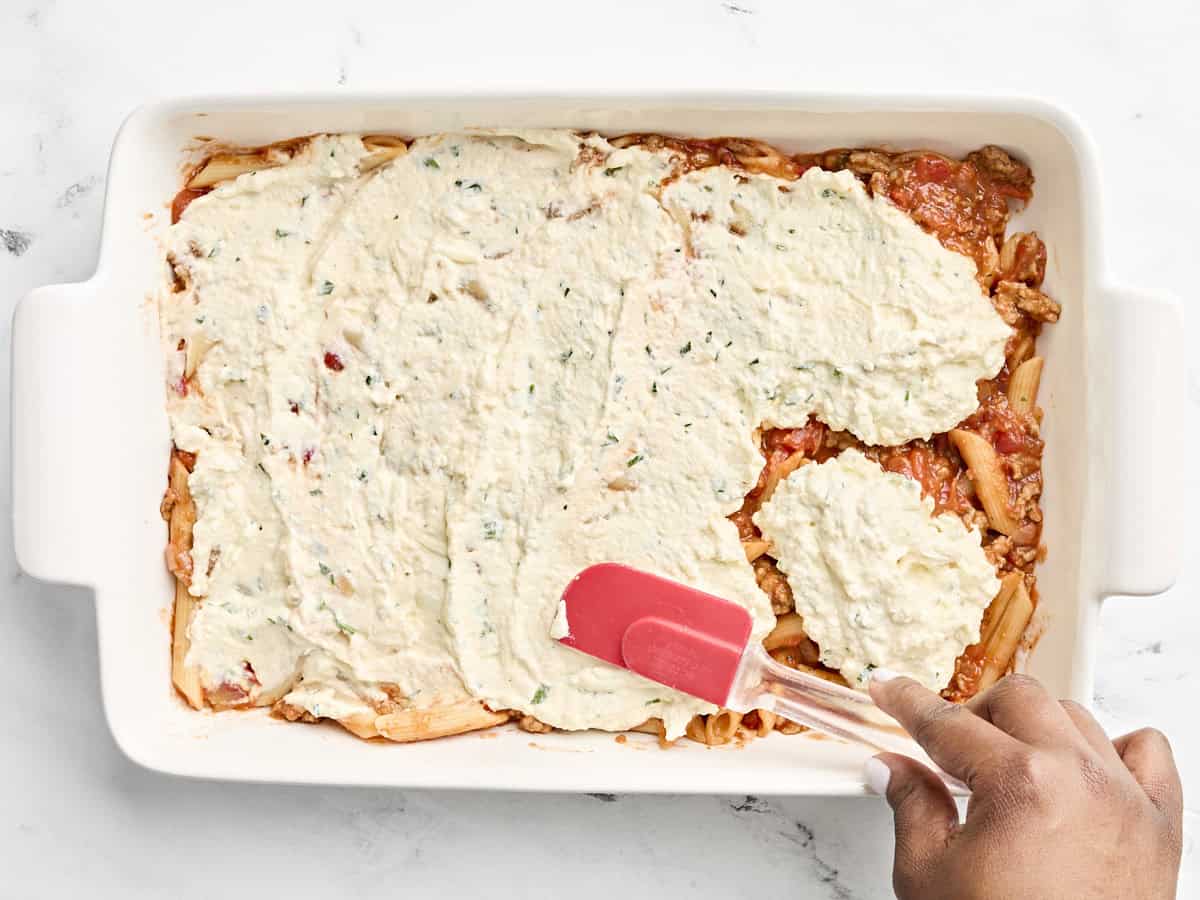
[1098,284,1185,598]
[11,281,101,587]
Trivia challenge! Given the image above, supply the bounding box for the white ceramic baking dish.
[11,93,1184,794]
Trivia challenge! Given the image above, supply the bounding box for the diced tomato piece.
[915,154,953,183]
[993,430,1024,455]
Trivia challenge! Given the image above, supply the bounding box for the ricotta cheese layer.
[754,450,1000,691]
[163,130,1009,737]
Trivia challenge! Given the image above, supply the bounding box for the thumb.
[866,753,959,886]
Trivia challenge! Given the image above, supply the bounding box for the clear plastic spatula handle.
[559,563,968,796]
[728,644,970,796]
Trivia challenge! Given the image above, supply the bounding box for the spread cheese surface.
[163,130,1010,737]
[754,449,1000,691]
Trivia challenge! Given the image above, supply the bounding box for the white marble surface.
[2,1,1198,896]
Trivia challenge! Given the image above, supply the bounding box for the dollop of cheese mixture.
[163,130,1010,737]
[755,450,1000,691]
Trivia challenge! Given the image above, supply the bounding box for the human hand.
[866,672,1183,900]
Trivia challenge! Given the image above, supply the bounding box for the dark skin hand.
[865,672,1183,900]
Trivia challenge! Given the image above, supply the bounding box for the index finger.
[870,672,1018,788]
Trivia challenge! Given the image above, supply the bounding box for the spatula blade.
[558,563,753,705]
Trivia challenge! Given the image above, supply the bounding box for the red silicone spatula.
[558,563,968,795]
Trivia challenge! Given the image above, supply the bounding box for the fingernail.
[869,668,903,684]
[863,756,892,796]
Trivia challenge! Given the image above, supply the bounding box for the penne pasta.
[171,580,204,709]
[164,453,203,708]
[629,717,677,748]
[360,135,409,173]
[516,714,555,734]
[950,429,1020,535]
[187,153,282,189]
[1007,356,1044,414]
[704,709,743,745]
[1006,332,1036,370]
[760,451,807,503]
[684,715,707,744]
[163,455,196,584]
[339,712,383,740]
[371,701,511,743]
[742,538,771,562]
[976,578,1035,692]
[741,709,776,739]
[182,331,215,381]
[763,612,808,651]
[979,572,1023,647]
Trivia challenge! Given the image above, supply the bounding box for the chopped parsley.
[603,166,624,177]
[423,158,440,169]
[483,520,499,540]
[679,341,692,355]
[318,280,335,295]
[531,685,549,704]
[604,431,619,446]
[318,562,331,577]
[627,454,644,467]
[274,228,291,239]
[559,348,574,363]
[749,358,760,366]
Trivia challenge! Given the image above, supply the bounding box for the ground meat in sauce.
[752,556,795,615]
[998,232,1047,286]
[995,280,1061,323]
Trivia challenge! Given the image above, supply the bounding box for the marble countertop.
[2,1,1196,896]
